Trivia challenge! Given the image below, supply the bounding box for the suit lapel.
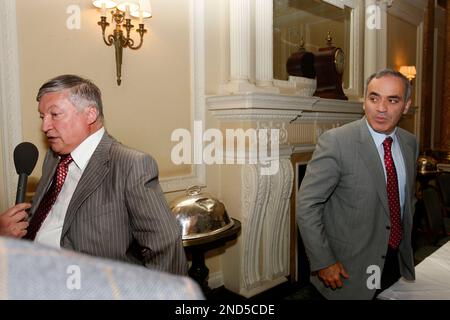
[356,119,390,217]
[396,131,414,223]
[397,132,414,196]
[60,133,113,238]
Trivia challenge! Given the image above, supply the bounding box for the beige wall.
[201,0,230,279]
[17,0,192,182]
[205,0,228,95]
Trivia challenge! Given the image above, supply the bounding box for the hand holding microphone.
[0,142,39,238]
[0,203,31,237]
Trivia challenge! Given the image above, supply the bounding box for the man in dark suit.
[2,74,187,276]
[297,69,418,299]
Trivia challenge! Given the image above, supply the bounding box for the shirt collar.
[69,127,105,171]
[365,118,397,148]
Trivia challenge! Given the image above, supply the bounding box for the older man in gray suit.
[297,69,418,299]
[2,75,187,276]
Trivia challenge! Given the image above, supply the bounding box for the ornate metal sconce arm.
[98,17,113,46]
[123,19,134,45]
[129,25,147,50]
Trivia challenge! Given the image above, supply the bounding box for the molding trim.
[378,2,388,69]
[0,0,23,206]
[241,163,268,289]
[290,112,363,123]
[207,93,363,123]
[208,93,363,111]
[161,0,206,193]
[262,158,293,280]
[414,22,424,138]
[240,157,294,292]
[209,109,363,123]
[387,0,426,26]
[292,144,316,154]
[344,1,364,98]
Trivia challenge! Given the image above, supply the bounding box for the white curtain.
[0,0,23,209]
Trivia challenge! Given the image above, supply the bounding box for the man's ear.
[402,99,412,115]
[85,106,99,124]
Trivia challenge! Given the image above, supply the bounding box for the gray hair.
[364,68,412,102]
[36,75,104,120]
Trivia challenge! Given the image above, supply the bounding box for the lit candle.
[139,10,143,24]
[125,5,130,19]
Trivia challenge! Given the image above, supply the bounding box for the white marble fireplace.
[207,93,363,297]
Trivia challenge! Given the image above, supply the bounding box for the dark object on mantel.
[313,32,348,100]
[286,38,316,79]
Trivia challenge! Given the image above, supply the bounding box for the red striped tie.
[382,137,403,249]
[25,154,73,240]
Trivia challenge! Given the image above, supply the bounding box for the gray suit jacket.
[0,236,203,300]
[29,132,187,276]
[296,118,418,299]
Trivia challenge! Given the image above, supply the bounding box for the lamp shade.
[399,66,417,81]
[92,0,117,9]
[131,0,152,19]
[116,0,140,12]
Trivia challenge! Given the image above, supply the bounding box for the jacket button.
[382,255,386,259]
[386,226,391,230]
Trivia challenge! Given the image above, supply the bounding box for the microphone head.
[13,142,39,175]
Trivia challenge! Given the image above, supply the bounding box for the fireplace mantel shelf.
[207,92,364,123]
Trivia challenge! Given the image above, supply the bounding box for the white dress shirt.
[35,127,105,248]
[366,120,406,218]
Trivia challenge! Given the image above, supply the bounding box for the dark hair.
[364,68,412,102]
[36,75,104,120]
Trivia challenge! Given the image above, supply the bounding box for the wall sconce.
[399,65,417,83]
[92,0,152,85]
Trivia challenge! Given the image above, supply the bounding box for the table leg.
[188,247,211,294]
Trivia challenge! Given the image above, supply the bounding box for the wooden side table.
[183,218,241,294]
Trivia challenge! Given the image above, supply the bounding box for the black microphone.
[13,142,39,204]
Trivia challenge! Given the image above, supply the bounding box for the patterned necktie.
[25,154,73,241]
[382,137,403,249]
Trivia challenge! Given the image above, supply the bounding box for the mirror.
[273,0,353,89]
